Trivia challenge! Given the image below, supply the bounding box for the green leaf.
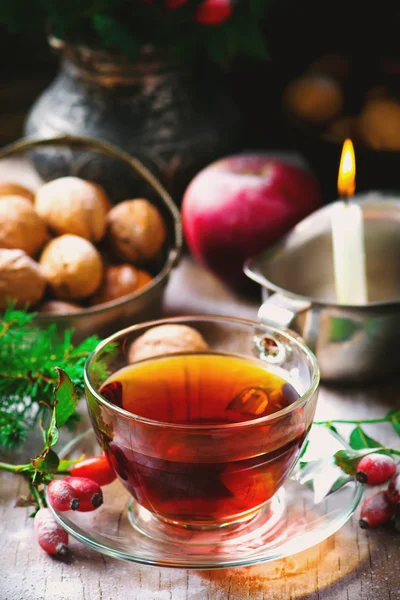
[299,439,310,460]
[54,368,79,429]
[231,17,269,61]
[325,423,339,434]
[92,14,141,59]
[387,410,400,436]
[328,474,353,494]
[334,447,385,475]
[349,426,382,450]
[250,0,268,18]
[32,448,60,474]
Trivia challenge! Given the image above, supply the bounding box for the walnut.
[0,196,48,256]
[38,300,83,314]
[39,234,104,299]
[359,99,400,150]
[107,199,167,263]
[128,324,208,363]
[91,264,140,305]
[35,176,111,242]
[284,75,343,125]
[0,183,34,202]
[0,249,46,308]
[90,265,154,305]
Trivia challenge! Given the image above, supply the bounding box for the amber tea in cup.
[85,317,319,531]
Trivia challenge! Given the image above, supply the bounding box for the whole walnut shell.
[35,176,111,242]
[0,182,34,202]
[91,265,154,305]
[107,199,167,262]
[0,196,48,256]
[38,300,82,314]
[39,234,103,299]
[0,249,46,308]
[91,264,140,305]
[128,324,208,363]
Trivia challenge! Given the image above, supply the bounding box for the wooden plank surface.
[1,256,400,600]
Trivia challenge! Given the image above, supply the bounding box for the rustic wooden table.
[1,256,399,600]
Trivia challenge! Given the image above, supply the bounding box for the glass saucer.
[48,425,363,569]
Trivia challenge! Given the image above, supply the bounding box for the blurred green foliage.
[0,0,271,65]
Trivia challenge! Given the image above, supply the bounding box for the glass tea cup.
[84,316,319,533]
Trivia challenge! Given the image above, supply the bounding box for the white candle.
[331,200,368,304]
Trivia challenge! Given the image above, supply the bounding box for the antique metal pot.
[24,40,241,202]
[244,193,400,382]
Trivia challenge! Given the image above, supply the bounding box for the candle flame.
[337,138,356,198]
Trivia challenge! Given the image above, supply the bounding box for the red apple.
[182,154,322,289]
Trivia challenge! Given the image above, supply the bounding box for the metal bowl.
[0,135,182,340]
[244,192,400,382]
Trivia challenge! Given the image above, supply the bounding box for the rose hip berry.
[195,0,232,26]
[34,508,69,556]
[166,0,187,8]
[64,476,103,512]
[47,479,80,511]
[356,453,397,486]
[387,472,400,505]
[70,455,116,487]
[359,491,395,529]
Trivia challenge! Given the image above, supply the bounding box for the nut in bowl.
[0,136,182,340]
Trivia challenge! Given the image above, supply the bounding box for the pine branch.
[0,307,102,451]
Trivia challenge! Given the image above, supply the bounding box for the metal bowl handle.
[258,293,311,329]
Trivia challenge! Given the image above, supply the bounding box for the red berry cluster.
[356,453,400,530]
[35,454,116,556]
[145,0,232,25]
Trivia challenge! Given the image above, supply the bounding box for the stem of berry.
[315,417,392,425]
[28,480,46,509]
[0,461,32,473]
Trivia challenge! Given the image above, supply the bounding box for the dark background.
[1,0,400,201]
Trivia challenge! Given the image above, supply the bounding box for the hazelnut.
[0,182,34,202]
[283,75,343,125]
[35,176,111,242]
[359,99,400,150]
[107,199,167,262]
[38,300,83,314]
[91,264,140,305]
[39,234,103,299]
[136,269,153,291]
[0,249,46,308]
[0,196,48,256]
[128,324,208,363]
